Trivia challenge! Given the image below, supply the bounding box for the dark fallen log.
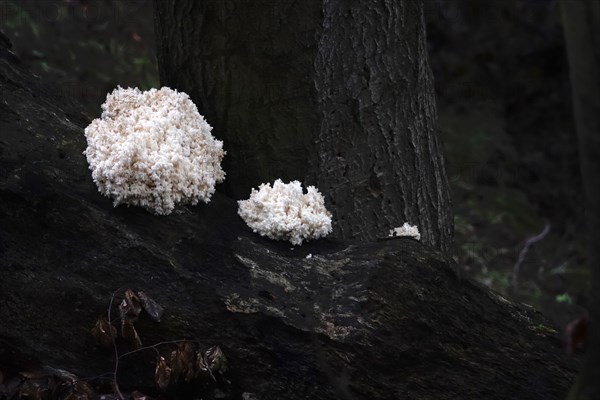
[0,36,580,400]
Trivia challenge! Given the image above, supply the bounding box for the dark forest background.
[0,0,586,327]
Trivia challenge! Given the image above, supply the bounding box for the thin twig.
[107,286,126,400]
[119,339,194,359]
[104,288,199,398]
[511,222,551,289]
[75,372,114,383]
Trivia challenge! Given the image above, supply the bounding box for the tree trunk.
[561,1,600,399]
[153,0,453,252]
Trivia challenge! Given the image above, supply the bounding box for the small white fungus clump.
[389,223,421,240]
[84,86,225,215]
[238,179,332,246]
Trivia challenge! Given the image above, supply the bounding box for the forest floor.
[426,0,588,329]
[0,0,588,330]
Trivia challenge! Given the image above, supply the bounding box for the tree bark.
[153,0,453,252]
[561,1,600,399]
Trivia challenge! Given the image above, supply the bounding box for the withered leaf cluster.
[154,343,227,391]
[0,367,98,400]
[91,289,164,349]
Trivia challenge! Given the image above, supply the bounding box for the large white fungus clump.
[84,86,225,215]
[238,179,332,246]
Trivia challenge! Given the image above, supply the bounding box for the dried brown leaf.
[121,318,142,348]
[131,390,155,400]
[118,300,129,326]
[19,380,46,400]
[118,289,142,322]
[43,367,78,398]
[137,291,164,322]
[155,357,171,391]
[205,345,228,374]
[170,342,195,383]
[46,375,64,398]
[124,288,142,315]
[1,375,22,399]
[91,318,117,348]
[566,315,589,355]
[195,351,212,381]
[74,380,95,397]
[64,391,90,400]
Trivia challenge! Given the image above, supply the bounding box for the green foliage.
[555,293,573,305]
[0,0,159,116]
[427,0,588,325]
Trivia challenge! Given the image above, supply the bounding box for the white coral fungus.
[389,223,421,240]
[84,86,225,215]
[238,179,332,246]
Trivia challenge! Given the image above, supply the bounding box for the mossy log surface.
[0,38,580,400]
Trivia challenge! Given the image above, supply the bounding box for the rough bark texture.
[153,0,453,252]
[561,1,600,399]
[0,38,581,400]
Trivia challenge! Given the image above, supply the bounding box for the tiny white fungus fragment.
[389,223,421,240]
